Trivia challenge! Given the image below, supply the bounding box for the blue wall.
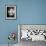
[0,0,46,44]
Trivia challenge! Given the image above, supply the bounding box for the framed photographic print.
[5,5,16,20]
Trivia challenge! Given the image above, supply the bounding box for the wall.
[0,0,46,44]
[19,0,46,24]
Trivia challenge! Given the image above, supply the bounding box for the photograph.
[5,5,16,20]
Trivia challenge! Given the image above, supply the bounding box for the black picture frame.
[5,4,16,20]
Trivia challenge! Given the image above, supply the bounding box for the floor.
[0,40,46,46]
[0,44,18,46]
[19,39,46,46]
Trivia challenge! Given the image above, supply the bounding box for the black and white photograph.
[5,5,16,20]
